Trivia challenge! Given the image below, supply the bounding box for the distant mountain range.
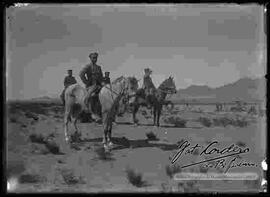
[171,77,266,103]
[24,77,265,104]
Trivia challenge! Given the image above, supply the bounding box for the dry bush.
[244,179,260,189]
[198,117,212,127]
[9,117,17,123]
[45,139,61,154]
[164,116,187,128]
[25,111,39,120]
[165,164,182,179]
[29,133,46,144]
[60,169,85,185]
[213,116,248,127]
[213,117,233,127]
[182,181,200,192]
[234,117,248,127]
[125,167,146,187]
[146,131,158,141]
[19,173,46,183]
[236,141,246,147]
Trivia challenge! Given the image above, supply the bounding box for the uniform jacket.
[79,63,103,87]
[64,76,77,88]
[142,75,155,90]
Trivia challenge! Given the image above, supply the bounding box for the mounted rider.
[103,71,111,85]
[79,52,104,122]
[60,69,77,106]
[142,68,156,108]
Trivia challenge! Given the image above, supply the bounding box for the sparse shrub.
[70,132,82,143]
[125,167,145,187]
[183,181,200,192]
[198,117,212,127]
[30,143,49,154]
[9,117,17,123]
[199,165,208,173]
[21,124,27,128]
[45,139,61,154]
[234,117,248,127]
[60,169,85,185]
[25,111,39,120]
[236,141,246,147]
[19,173,46,183]
[213,116,248,127]
[29,133,46,144]
[164,116,187,128]
[213,117,233,127]
[244,179,260,189]
[165,164,182,179]
[146,131,158,141]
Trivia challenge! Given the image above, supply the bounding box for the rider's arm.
[64,77,69,88]
[72,77,77,84]
[79,66,88,85]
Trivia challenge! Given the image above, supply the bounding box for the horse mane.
[158,78,169,90]
[112,76,124,84]
[127,76,138,86]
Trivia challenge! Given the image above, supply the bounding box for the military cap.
[89,52,98,58]
[144,68,152,73]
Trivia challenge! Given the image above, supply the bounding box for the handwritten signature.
[170,140,258,172]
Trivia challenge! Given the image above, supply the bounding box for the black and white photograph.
[5,3,267,193]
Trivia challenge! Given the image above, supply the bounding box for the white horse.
[64,76,138,148]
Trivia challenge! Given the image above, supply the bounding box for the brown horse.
[64,76,138,148]
[132,76,177,127]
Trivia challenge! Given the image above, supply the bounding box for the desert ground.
[6,100,266,193]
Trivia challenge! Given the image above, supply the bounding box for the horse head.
[112,76,139,114]
[158,76,177,94]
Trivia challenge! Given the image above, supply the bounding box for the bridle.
[102,79,137,105]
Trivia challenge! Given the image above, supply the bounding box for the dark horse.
[131,76,177,127]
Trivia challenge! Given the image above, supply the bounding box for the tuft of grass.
[146,131,158,141]
[125,167,145,187]
[198,117,212,127]
[164,116,187,128]
[165,164,182,179]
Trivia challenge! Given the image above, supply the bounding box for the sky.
[6,4,266,100]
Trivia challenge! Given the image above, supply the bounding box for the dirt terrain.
[6,100,266,193]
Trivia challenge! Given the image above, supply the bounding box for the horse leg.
[72,115,81,141]
[132,104,139,125]
[157,105,162,127]
[64,112,71,143]
[107,120,113,146]
[153,106,157,126]
[102,113,109,145]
